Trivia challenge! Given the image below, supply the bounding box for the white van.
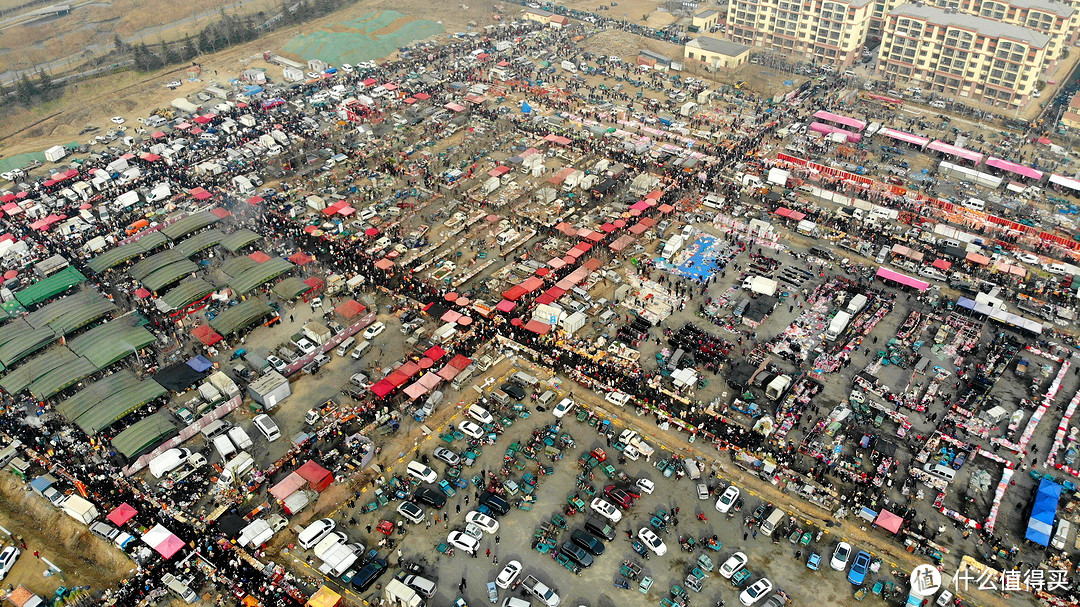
[336,337,356,357]
[1052,519,1072,550]
[149,448,192,479]
[406,461,438,483]
[227,426,253,451]
[760,508,785,536]
[162,573,197,604]
[511,371,540,388]
[212,435,236,461]
[497,230,518,246]
[922,462,957,483]
[468,404,494,425]
[220,452,254,484]
[298,519,336,550]
[961,198,985,212]
[351,340,371,359]
[537,390,557,407]
[200,419,231,440]
[253,414,281,442]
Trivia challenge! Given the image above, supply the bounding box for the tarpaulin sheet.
[270,472,306,500]
[808,122,860,142]
[927,140,983,163]
[880,128,929,147]
[811,110,866,131]
[966,252,991,265]
[1026,478,1062,546]
[296,460,333,492]
[875,267,929,291]
[1050,174,1080,191]
[986,157,1042,180]
[371,379,394,397]
[107,503,137,526]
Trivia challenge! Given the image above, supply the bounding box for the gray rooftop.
[890,3,1051,48]
[686,36,753,57]
[969,0,1074,18]
[695,8,721,18]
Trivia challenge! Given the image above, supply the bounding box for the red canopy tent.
[523,319,551,334]
[932,259,952,271]
[288,252,314,265]
[424,345,446,361]
[107,503,137,526]
[334,299,366,320]
[375,258,395,270]
[296,460,333,492]
[134,288,152,299]
[248,251,271,263]
[874,510,904,534]
[189,187,212,200]
[192,324,223,346]
[371,379,395,398]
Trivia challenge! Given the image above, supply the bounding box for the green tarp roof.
[272,276,312,300]
[14,266,86,307]
[161,278,215,310]
[0,319,56,369]
[177,229,225,257]
[210,298,273,335]
[219,229,262,252]
[27,356,98,400]
[76,378,168,436]
[87,232,168,273]
[220,256,259,279]
[68,320,156,368]
[142,259,199,292]
[112,412,176,459]
[161,211,222,240]
[0,300,23,318]
[129,249,185,281]
[58,370,138,424]
[229,257,294,294]
[0,346,77,394]
[24,291,115,335]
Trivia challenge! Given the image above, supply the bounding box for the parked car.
[495,560,522,589]
[414,487,447,509]
[465,511,499,534]
[636,478,655,494]
[570,529,605,555]
[363,322,386,339]
[447,531,479,554]
[433,447,460,466]
[560,541,594,568]
[603,485,634,509]
[739,578,773,606]
[590,498,622,522]
[552,398,575,418]
[847,551,871,585]
[716,485,740,513]
[830,542,851,571]
[637,527,667,556]
[719,552,747,579]
[0,547,19,580]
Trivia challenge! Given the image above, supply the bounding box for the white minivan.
[253,414,281,442]
[336,337,356,357]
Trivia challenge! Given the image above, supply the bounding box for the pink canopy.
[809,122,861,142]
[107,503,137,526]
[880,128,929,147]
[811,110,866,131]
[403,381,429,399]
[875,267,929,292]
[270,472,307,499]
[874,510,904,534]
[142,524,184,559]
[986,157,1043,180]
[927,140,983,164]
[496,299,516,313]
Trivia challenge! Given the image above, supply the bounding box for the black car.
[585,516,617,541]
[500,383,526,401]
[351,558,388,592]
[560,541,594,568]
[479,491,510,516]
[570,529,605,556]
[414,487,447,509]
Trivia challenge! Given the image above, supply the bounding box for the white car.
[467,404,494,425]
[605,391,632,406]
[406,461,437,483]
[552,398,575,419]
[1016,252,1039,264]
[165,80,181,89]
[716,485,740,513]
[830,541,851,571]
[719,552,748,579]
[111,116,125,124]
[740,578,773,606]
[590,498,622,523]
[495,560,522,589]
[310,297,323,309]
[637,527,667,556]
[447,531,479,554]
[295,338,317,354]
[307,72,321,79]
[458,420,485,439]
[636,478,655,494]
[363,322,386,339]
[0,546,18,580]
[465,511,499,534]
[341,64,354,73]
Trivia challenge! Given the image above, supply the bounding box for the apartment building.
[870,0,1075,66]
[877,3,1050,107]
[725,0,875,66]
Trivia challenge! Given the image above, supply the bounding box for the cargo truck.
[825,311,852,342]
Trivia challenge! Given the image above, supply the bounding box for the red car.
[603,485,634,510]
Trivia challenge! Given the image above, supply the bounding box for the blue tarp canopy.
[30,476,53,493]
[187,355,213,373]
[1025,478,1062,546]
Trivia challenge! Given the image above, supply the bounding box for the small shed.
[248,371,291,409]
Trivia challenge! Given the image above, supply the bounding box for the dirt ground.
[0,0,501,157]
[555,0,675,26]
[0,475,131,597]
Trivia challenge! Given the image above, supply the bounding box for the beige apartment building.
[877,3,1049,107]
[871,0,1075,66]
[725,0,875,66]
